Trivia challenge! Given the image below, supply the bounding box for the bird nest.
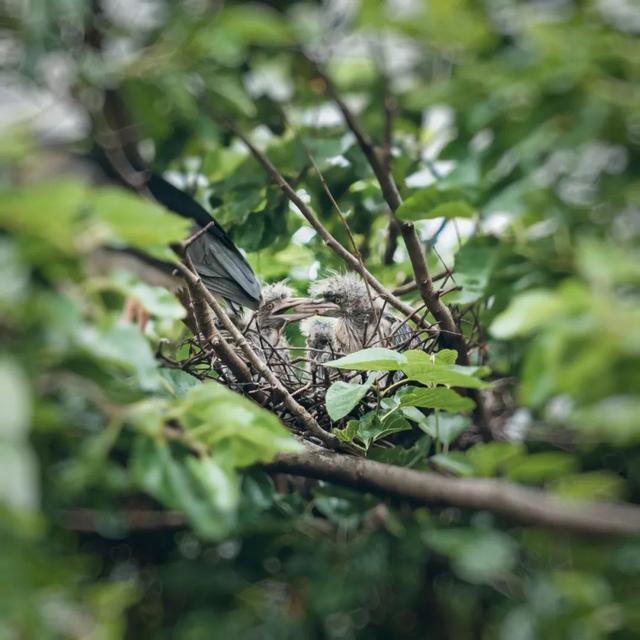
[175,321,436,433]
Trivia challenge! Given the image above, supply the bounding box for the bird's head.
[300,317,336,352]
[257,282,310,329]
[307,273,374,323]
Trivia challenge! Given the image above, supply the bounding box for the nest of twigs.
[174,319,439,433]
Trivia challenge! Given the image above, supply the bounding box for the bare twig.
[392,271,448,296]
[308,63,467,362]
[267,445,640,537]
[182,281,268,405]
[217,118,432,332]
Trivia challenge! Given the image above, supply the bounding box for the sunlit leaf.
[397,386,476,412]
[396,186,475,221]
[169,383,302,466]
[325,348,408,371]
[325,375,374,421]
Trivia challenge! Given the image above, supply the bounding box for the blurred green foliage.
[1,0,640,638]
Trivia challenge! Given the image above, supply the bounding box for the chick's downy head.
[257,282,307,329]
[308,273,373,321]
[301,317,336,353]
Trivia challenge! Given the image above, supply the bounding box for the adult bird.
[91,172,263,331]
[306,273,408,355]
[145,174,262,311]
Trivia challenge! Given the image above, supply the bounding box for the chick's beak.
[269,297,342,322]
[269,297,318,322]
[290,298,341,319]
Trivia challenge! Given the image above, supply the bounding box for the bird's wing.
[147,174,262,309]
[382,313,414,349]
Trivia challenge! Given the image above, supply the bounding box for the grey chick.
[242,282,309,381]
[307,273,403,354]
[300,317,337,384]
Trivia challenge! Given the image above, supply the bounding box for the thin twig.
[305,61,468,361]
[215,116,432,332]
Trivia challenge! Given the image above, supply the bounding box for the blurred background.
[1,0,640,638]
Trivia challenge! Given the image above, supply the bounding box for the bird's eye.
[265,302,274,312]
[334,295,342,304]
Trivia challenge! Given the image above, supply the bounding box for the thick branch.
[402,225,467,363]
[268,446,640,537]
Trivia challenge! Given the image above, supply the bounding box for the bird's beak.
[289,298,341,319]
[269,297,319,322]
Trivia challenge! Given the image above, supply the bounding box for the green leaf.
[218,5,293,45]
[77,323,165,392]
[430,453,475,477]
[0,180,88,251]
[490,289,564,339]
[325,377,373,421]
[505,452,578,484]
[334,420,359,443]
[131,438,239,540]
[169,383,302,467]
[396,186,475,221]
[0,358,38,512]
[0,358,31,441]
[210,76,257,118]
[368,436,431,467]
[397,386,475,412]
[354,410,411,451]
[465,442,525,477]
[569,396,640,446]
[159,369,201,398]
[433,349,458,365]
[424,528,518,584]
[92,272,186,320]
[402,361,491,390]
[92,187,191,262]
[0,443,39,512]
[420,413,471,446]
[447,236,500,305]
[551,472,626,502]
[325,348,407,371]
[490,281,589,339]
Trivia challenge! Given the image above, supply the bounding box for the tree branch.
[182,279,268,405]
[218,118,432,332]
[308,63,469,363]
[267,445,640,537]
